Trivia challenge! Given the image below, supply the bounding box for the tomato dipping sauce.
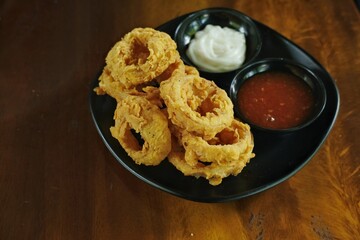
[237,71,315,130]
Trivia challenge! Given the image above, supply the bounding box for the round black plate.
[89,8,339,202]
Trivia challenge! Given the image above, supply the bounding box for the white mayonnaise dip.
[186,24,246,73]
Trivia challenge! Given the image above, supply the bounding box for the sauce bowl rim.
[229,57,328,133]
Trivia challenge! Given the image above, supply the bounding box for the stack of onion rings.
[161,69,255,185]
[95,27,255,185]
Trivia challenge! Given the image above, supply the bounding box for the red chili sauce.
[237,71,315,129]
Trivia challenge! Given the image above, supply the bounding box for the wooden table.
[1,0,359,239]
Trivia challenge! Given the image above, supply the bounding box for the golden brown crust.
[110,94,171,166]
[105,28,180,88]
[160,74,234,140]
[95,27,255,185]
[168,120,254,186]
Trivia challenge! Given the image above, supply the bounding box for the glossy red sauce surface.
[237,71,315,129]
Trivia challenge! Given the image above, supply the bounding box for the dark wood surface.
[1,0,359,239]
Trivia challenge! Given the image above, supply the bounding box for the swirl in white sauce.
[186,24,246,73]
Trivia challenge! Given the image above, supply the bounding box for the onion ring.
[168,131,253,186]
[180,119,255,167]
[160,74,234,139]
[110,94,171,166]
[106,28,180,88]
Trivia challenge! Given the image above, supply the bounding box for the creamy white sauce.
[186,24,246,73]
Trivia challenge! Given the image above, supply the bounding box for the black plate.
[89,8,339,202]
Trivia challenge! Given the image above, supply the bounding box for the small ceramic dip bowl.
[174,8,262,76]
[230,58,327,133]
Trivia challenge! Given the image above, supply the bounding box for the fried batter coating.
[94,27,255,186]
[168,132,253,186]
[184,65,200,76]
[154,59,186,83]
[168,119,254,185]
[160,74,234,140]
[95,66,126,98]
[106,28,180,88]
[110,94,171,166]
[180,120,254,167]
[96,66,164,108]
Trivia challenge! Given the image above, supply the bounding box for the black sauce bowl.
[229,58,327,133]
[174,8,262,79]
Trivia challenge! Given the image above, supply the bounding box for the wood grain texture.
[0,0,359,239]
